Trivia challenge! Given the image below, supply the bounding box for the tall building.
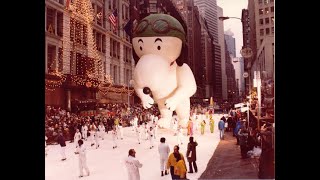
[45,0,134,111]
[224,44,236,103]
[232,57,245,99]
[212,42,222,102]
[217,6,227,101]
[224,31,236,58]
[247,0,274,98]
[172,0,215,101]
[193,0,218,44]
[254,0,274,49]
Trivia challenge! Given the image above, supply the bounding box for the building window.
[102,35,106,53]
[92,3,96,22]
[83,25,87,46]
[58,47,63,72]
[126,69,130,85]
[113,0,117,10]
[113,39,117,57]
[271,17,274,24]
[46,8,55,34]
[271,6,274,12]
[259,9,263,15]
[76,53,86,75]
[266,28,270,35]
[271,27,274,34]
[113,65,117,84]
[70,51,75,75]
[57,12,63,37]
[265,7,269,14]
[97,6,102,26]
[70,18,75,42]
[270,0,274,2]
[96,32,101,52]
[75,21,82,44]
[259,19,264,25]
[108,0,111,9]
[265,17,269,24]
[259,0,263,4]
[260,29,264,36]
[47,45,56,72]
[264,0,269,4]
[260,39,263,44]
[117,42,120,59]
[122,4,125,19]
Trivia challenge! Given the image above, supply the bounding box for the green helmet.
[132,14,186,44]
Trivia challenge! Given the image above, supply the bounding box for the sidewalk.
[199,131,259,179]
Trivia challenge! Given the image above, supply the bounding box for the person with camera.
[186,136,198,173]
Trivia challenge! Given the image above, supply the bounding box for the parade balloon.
[131,14,197,128]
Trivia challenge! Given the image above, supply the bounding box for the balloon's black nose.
[143,87,151,95]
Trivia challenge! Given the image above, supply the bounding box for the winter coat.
[186,141,198,162]
[174,159,187,178]
[57,134,66,147]
[218,120,225,130]
[167,153,186,169]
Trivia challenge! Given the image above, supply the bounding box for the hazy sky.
[217,0,248,57]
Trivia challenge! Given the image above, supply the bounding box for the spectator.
[218,118,225,140]
[186,136,198,173]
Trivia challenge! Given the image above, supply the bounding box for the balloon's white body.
[132,36,197,128]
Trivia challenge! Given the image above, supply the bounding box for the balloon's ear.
[132,45,139,65]
[176,43,187,67]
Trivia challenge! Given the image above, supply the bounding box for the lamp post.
[128,80,133,110]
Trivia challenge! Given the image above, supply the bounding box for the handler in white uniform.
[76,139,90,178]
[124,149,143,180]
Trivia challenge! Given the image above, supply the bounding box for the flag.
[123,6,139,37]
[109,9,117,30]
[123,19,133,37]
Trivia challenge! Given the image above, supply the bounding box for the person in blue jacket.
[234,119,242,145]
[218,118,225,140]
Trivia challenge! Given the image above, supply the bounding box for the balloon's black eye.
[157,46,161,50]
[140,46,143,51]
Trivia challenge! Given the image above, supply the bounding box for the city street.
[200,131,259,179]
[45,114,222,180]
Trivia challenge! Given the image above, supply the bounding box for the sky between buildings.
[217,0,248,57]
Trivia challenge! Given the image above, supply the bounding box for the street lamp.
[219,15,253,129]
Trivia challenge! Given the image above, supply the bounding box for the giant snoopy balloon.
[132,14,197,128]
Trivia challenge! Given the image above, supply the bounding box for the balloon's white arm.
[172,64,197,100]
[132,80,151,101]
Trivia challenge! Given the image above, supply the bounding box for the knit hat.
[132,14,186,44]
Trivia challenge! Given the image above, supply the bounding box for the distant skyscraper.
[194,0,219,44]
[232,57,245,98]
[217,6,227,101]
[224,31,236,58]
